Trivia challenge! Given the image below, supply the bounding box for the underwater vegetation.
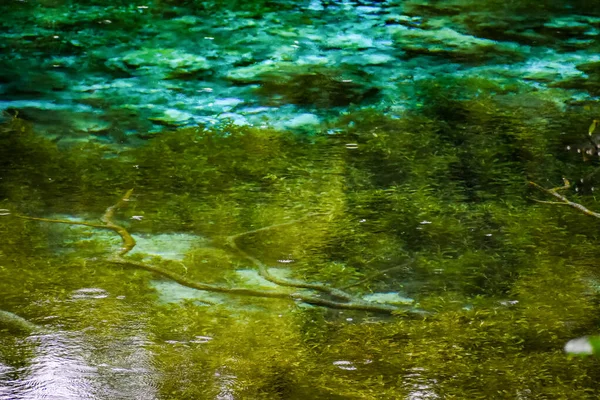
[3,76,600,397]
[254,65,380,109]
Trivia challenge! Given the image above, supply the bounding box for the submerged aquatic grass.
[2,81,600,397]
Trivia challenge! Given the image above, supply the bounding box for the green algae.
[2,92,600,397]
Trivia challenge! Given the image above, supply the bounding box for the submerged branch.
[9,189,136,255]
[5,190,412,315]
[12,215,107,229]
[107,256,294,299]
[224,213,370,302]
[101,188,137,255]
[226,231,355,302]
[108,256,402,313]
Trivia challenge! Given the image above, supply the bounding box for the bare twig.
[529,179,600,219]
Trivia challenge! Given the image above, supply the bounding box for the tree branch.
[529,179,600,219]
[4,191,414,315]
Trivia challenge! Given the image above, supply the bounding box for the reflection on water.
[405,368,438,400]
[0,331,157,400]
[214,368,236,400]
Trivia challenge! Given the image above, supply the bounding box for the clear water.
[2,0,600,398]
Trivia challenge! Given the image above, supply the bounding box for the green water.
[3,0,600,399]
[2,105,600,398]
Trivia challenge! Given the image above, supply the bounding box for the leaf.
[588,119,599,136]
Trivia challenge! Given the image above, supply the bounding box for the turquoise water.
[2,0,600,398]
